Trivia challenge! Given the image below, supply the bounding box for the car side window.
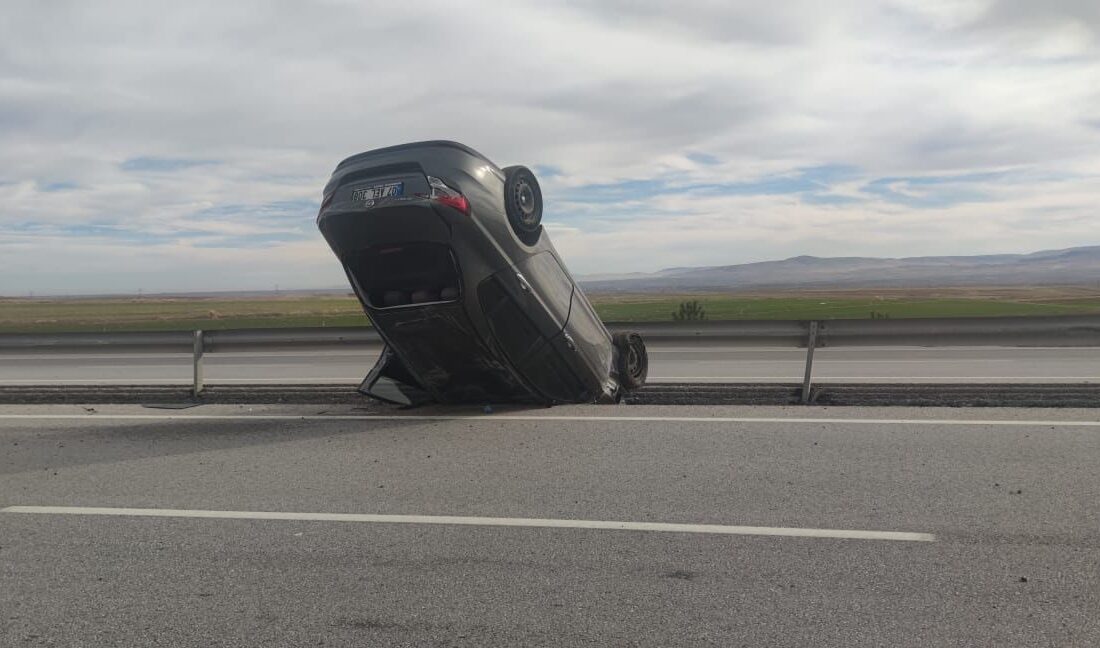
[518,252,574,325]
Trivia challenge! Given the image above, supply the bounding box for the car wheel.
[502,165,542,244]
[613,332,648,390]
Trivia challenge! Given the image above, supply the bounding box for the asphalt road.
[2,403,1099,646]
[1,344,1098,386]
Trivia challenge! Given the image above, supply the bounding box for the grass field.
[593,292,1100,321]
[0,296,369,333]
[2,288,1100,333]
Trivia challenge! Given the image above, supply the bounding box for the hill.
[579,246,1100,293]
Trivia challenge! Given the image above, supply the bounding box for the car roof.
[335,140,495,170]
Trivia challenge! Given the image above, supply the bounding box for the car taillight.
[427,176,469,215]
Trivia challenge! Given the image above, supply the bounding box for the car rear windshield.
[348,243,461,309]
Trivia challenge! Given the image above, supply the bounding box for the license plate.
[351,182,403,203]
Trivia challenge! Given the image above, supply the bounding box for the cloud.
[0,0,1098,293]
[120,157,217,173]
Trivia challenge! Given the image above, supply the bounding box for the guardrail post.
[801,321,819,404]
[192,330,204,397]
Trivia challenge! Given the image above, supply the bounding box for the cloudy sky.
[2,0,1098,295]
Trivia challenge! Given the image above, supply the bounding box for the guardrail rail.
[2,315,1098,402]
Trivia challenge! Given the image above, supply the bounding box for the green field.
[593,295,1100,321]
[2,290,1100,334]
[0,297,370,333]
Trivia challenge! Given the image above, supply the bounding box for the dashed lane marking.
[1,506,936,542]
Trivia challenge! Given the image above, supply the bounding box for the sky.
[1,0,1099,295]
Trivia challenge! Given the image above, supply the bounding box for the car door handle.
[516,273,532,292]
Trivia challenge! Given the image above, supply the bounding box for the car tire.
[502,165,542,244]
[613,332,648,390]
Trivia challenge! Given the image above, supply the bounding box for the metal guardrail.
[1,315,1098,402]
[0,328,382,351]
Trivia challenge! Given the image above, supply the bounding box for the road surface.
[0,344,1097,385]
[1,403,1098,646]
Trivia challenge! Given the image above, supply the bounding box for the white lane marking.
[0,378,355,384]
[0,413,1097,427]
[0,351,384,361]
[0,506,935,542]
[649,376,1097,381]
[2,346,1089,360]
[0,376,1096,385]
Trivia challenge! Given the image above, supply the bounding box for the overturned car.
[317,140,647,405]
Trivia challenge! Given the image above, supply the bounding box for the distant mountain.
[578,246,1100,292]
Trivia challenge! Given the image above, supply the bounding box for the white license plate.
[351,182,403,203]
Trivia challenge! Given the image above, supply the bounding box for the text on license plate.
[351,182,403,202]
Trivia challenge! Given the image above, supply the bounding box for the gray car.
[317,140,647,405]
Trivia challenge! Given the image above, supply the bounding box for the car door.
[477,252,591,401]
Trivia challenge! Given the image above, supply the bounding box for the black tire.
[502,165,542,244]
[613,332,648,390]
